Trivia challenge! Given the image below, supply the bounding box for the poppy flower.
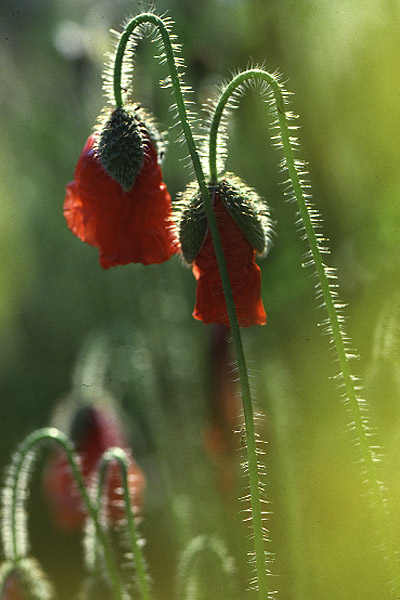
[64,133,178,268]
[43,405,145,530]
[192,192,267,327]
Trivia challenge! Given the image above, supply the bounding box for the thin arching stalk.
[4,428,126,600]
[95,448,152,600]
[111,14,270,599]
[208,67,400,596]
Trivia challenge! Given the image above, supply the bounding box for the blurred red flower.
[192,193,266,327]
[43,405,145,530]
[64,134,178,268]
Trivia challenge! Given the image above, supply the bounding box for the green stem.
[209,67,400,595]
[96,448,152,600]
[8,428,126,600]
[112,15,269,599]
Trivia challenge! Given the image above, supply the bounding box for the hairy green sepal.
[98,106,144,192]
[179,189,208,264]
[218,178,266,254]
[179,176,269,263]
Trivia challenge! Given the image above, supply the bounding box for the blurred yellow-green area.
[1,1,400,599]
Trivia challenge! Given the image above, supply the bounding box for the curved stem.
[209,68,400,595]
[112,15,269,599]
[8,428,126,600]
[96,448,152,600]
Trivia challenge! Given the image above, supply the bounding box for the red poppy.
[192,193,266,327]
[43,406,145,530]
[64,134,178,268]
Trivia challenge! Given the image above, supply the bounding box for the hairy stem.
[113,14,269,599]
[97,448,152,600]
[9,428,126,600]
[209,67,400,595]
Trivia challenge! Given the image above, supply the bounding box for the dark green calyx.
[179,185,209,264]
[97,106,144,191]
[217,177,267,254]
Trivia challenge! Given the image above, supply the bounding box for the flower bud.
[178,182,208,264]
[97,106,145,191]
[218,176,267,255]
[178,173,272,327]
[178,173,271,264]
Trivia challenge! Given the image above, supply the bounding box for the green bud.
[217,177,267,254]
[97,106,144,192]
[178,186,208,264]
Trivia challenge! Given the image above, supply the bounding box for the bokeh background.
[1,0,400,599]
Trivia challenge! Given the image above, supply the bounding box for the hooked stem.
[112,15,270,599]
[209,67,400,596]
[7,428,126,600]
[96,448,152,600]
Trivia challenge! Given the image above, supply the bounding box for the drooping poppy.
[192,192,267,327]
[43,405,145,530]
[178,175,271,328]
[64,132,178,268]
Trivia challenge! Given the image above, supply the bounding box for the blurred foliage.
[0,1,400,599]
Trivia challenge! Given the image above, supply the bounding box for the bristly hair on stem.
[101,10,200,178]
[203,66,400,597]
[85,448,152,600]
[102,13,272,599]
[1,428,129,600]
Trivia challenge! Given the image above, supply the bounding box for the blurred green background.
[1,0,400,599]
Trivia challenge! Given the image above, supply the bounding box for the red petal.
[64,135,178,268]
[192,194,266,327]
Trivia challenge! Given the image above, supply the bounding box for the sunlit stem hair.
[1,428,127,600]
[109,12,270,599]
[207,66,400,596]
[89,448,152,600]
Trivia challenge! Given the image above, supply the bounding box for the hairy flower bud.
[97,106,145,191]
[178,182,208,264]
[218,178,267,255]
[178,173,272,264]
[177,173,272,327]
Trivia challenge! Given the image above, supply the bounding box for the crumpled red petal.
[192,194,266,327]
[64,135,178,268]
